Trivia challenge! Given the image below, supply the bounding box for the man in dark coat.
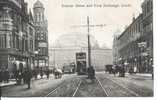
[151,65,154,80]
[18,70,23,85]
[91,67,95,79]
[40,68,43,79]
[34,69,38,79]
[87,66,95,79]
[121,65,125,77]
[0,69,2,82]
[23,68,32,89]
[14,70,18,83]
[4,69,9,83]
[46,69,50,79]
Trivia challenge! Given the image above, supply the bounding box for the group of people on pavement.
[14,68,33,89]
[0,69,9,83]
[14,67,51,89]
[0,66,50,89]
[110,64,154,79]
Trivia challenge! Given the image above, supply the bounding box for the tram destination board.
[76,52,87,75]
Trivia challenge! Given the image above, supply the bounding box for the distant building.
[33,0,49,70]
[49,33,113,71]
[0,0,35,73]
[114,0,153,73]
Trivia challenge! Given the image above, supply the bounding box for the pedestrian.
[134,66,137,74]
[87,67,90,79]
[34,69,38,79]
[1,69,5,82]
[151,64,154,80]
[4,69,9,83]
[22,68,27,84]
[0,69,2,82]
[112,65,116,76]
[46,69,50,79]
[40,68,43,79]
[121,65,125,77]
[87,66,95,80]
[129,67,133,74]
[119,65,124,77]
[17,70,23,85]
[14,70,19,83]
[24,68,32,89]
[91,67,95,79]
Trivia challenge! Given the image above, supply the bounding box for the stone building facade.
[33,0,49,70]
[140,0,153,72]
[0,0,35,74]
[113,0,153,73]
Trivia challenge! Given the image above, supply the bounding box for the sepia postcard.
[0,0,155,99]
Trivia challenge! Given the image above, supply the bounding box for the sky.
[26,0,144,49]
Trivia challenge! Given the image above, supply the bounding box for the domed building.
[53,33,100,48]
[33,0,49,69]
[34,0,44,8]
[49,33,113,71]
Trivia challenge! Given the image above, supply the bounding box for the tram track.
[72,80,82,97]
[96,74,140,97]
[106,77,140,96]
[95,77,109,96]
[45,80,66,97]
[105,75,153,97]
[73,78,108,97]
[45,74,140,97]
[44,77,81,97]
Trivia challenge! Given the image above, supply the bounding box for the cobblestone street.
[1,72,153,97]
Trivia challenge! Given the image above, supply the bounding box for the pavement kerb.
[1,74,54,88]
[125,73,152,77]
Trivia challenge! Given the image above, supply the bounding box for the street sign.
[76,52,86,60]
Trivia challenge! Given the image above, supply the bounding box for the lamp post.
[87,16,91,68]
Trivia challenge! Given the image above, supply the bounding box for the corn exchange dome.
[53,33,100,48]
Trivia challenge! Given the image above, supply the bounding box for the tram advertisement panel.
[76,52,87,75]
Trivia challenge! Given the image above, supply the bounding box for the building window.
[0,34,6,48]
[9,34,13,48]
[25,39,28,51]
[147,2,150,13]
[145,5,147,16]
[30,39,34,51]
[138,23,141,32]
[16,35,19,49]
[29,27,33,36]
[150,1,153,10]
